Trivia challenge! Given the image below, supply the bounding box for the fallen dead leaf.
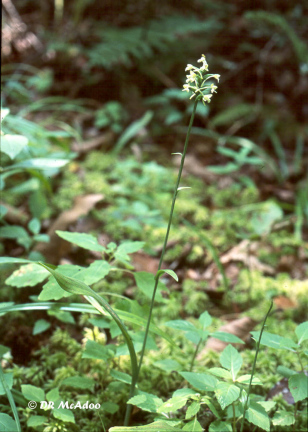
[132,252,160,274]
[71,131,115,154]
[172,154,217,182]
[219,240,275,274]
[35,194,104,263]
[273,295,297,310]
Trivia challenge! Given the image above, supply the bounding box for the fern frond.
[88,15,221,69]
[245,11,308,67]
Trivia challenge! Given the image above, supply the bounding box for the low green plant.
[0,107,77,258]
[110,315,307,432]
[164,311,244,372]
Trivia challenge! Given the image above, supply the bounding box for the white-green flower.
[185,64,195,71]
[197,54,209,71]
[183,54,219,104]
[203,94,213,103]
[186,71,197,83]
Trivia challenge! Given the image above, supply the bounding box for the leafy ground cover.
[1,1,307,431]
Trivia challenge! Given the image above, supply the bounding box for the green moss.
[233,270,308,319]
[207,183,259,208]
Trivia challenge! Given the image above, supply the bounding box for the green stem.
[240,301,273,432]
[293,401,298,432]
[296,351,304,372]
[0,363,21,432]
[136,98,199,381]
[189,339,202,372]
[232,402,236,432]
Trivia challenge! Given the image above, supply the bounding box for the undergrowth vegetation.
[1,1,307,431]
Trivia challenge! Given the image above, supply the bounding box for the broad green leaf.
[236,374,262,385]
[251,331,297,351]
[208,367,232,380]
[27,416,47,427]
[289,373,308,402]
[28,218,40,235]
[113,111,153,153]
[0,414,18,432]
[182,418,203,431]
[29,189,47,219]
[0,205,8,219]
[0,226,31,249]
[56,231,105,252]
[0,344,10,358]
[21,384,45,402]
[0,373,13,395]
[33,319,51,335]
[132,331,158,352]
[109,421,175,431]
[77,260,110,285]
[257,401,276,412]
[128,392,163,413]
[53,408,75,423]
[46,388,60,403]
[48,309,75,324]
[5,263,49,287]
[246,402,270,432]
[157,396,189,413]
[295,321,308,345]
[215,382,240,409]
[180,372,218,392]
[277,365,297,378]
[115,241,145,262]
[39,279,72,301]
[134,272,165,302]
[199,311,212,328]
[88,317,110,328]
[155,269,178,282]
[185,329,208,344]
[82,340,114,361]
[39,264,84,301]
[110,370,132,385]
[211,331,244,344]
[186,401,201,419]
[272,410,295,426]
[38,263,94,296]
[61,376,95,391]
[219,345,242,380]
[1,134,28,159]
[101,401,119,414]
[209,420,232,432]
[164,320,196,332]
[173,388,198,398]
[153,359,182,372]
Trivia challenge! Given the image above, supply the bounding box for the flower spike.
[183,55,219,104]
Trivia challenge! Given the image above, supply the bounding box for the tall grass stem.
[136,99,199,384]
